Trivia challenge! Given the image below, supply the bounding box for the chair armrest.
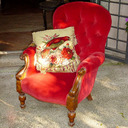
[23,46,36,68]
[69,68,86,97]
[16,46,37,80]
[66,68,86,111]
[16,54,29,81]
[66,52,104,112]
[77,52,105,73]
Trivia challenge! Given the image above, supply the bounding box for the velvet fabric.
[21,2,111,106]
[53,2,111,61]
[22,47,77,105]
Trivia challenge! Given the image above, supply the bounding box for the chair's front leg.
[16,54,29,109]
[68,111,76,127]
[19,92,26,109]
[66,94,78,126]
[16,79,26,109]
[66,68,86,126]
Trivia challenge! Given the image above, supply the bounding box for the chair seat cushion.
[21,72,76,105]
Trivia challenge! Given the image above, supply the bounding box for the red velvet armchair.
[16,2,111,126]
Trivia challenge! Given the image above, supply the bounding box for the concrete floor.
[0,53,128,128]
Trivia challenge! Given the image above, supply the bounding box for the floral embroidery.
[34,27,80,74]
[50,55,57,63]
[49,51,63,65]
[42,33,59,43]
[61,47,73,59]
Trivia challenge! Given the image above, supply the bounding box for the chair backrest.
[53,2,111,61]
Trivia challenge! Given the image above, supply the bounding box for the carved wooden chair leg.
[87,93,93,101]
[16,79,26,109]
[16,54,28,109]
[66,68,86,126]
[68,110,76,126]
[19,92,26,109]
[66,95,78,126]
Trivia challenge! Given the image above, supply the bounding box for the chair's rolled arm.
[68,68,86,97]
[77,52,105,73]
[66,68,86,112]
[16,53,29,81]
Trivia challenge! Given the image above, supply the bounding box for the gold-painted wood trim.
[16,53,29,81]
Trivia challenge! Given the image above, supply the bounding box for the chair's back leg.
[87,93,93,101]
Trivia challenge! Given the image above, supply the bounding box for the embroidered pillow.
[33,27,80,74]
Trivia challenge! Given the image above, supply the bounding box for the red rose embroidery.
[49,55,57,63]
[61,48,73,59]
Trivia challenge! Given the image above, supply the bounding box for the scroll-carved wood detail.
[16,54,29,109]
[16,54,29,81]
[66,68,86,126]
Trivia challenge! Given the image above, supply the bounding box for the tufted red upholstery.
[20,2,111,106]
[53,2,111,61]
